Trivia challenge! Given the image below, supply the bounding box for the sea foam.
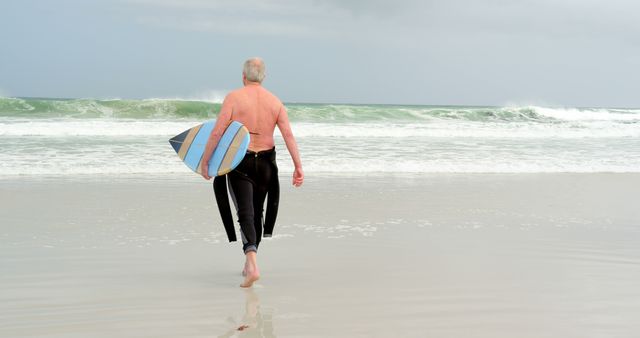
[1,99,639,175]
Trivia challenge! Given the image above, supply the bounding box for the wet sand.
[1,174,640,337]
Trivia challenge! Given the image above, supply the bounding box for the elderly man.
[201,57,304,287]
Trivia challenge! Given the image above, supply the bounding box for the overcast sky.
[1,0,639,106]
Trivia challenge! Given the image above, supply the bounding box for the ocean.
[1,97,639,177]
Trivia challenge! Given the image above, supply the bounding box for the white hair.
[243,57,266,83]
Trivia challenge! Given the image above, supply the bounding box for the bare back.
[216,83,282,152]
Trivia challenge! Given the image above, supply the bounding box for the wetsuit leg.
[228,150,275,254]
[251,157,273,250]
[252,190,264,251]
[228,169,258,253]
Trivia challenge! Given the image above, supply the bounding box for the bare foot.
[240,268,260,288]
[242,261,250,276]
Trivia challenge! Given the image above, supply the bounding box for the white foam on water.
[2,141,638,176]
[152,89,229,104]
[300,159,640,174]
[0,119,200,136]
[3,119,639,139]
[1,103,639,176]
[532,106,640,121]
[292,122,640,139]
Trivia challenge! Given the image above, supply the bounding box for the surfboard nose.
[168,129,190,154]
[169,139,181,154]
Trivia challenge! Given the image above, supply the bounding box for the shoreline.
[2,170,640,181]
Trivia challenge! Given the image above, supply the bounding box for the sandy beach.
[1,173,640,337]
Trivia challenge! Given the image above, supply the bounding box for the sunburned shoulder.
[225,89,242,101]
[258,86,283,105]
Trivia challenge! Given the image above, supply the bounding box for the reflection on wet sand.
[219,288,275,338]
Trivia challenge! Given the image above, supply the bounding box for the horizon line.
[2,95,639,110]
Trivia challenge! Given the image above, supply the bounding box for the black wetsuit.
[227,147,278,253]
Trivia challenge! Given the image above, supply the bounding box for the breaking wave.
[1,97,638,123]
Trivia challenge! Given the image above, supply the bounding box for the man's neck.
[243,80,261,86]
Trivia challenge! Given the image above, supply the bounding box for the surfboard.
[169,120,250,177]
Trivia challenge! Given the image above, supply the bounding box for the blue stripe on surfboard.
[208,121,243,176]
[183,120,215,171]
[230,134,251,169]
[214,127,250,176]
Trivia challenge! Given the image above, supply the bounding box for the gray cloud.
[124,0,640,47]
[125,0,350,37]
